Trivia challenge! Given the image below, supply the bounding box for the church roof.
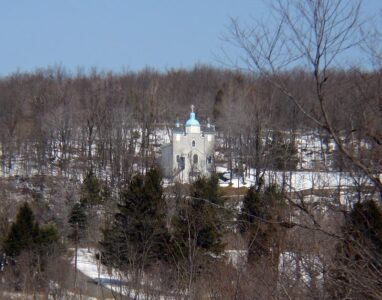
[185,111,200,127]
[185,105,200,127]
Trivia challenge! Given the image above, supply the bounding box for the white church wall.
[160,106,215,183]
[172,132,214,182]
[185,126,201,134]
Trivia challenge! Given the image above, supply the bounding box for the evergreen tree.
[239,185,262,229]
[170,174,227,290]
[239,185,287,263]
[2,202,60,288]
[330,200,382,299]
[80,169,103,206]
[172,174,226,256]
[3,203,39,257]
[347,200,382,250]
[34,224,60,259]
[100,169,169,269]
[68,202,88,241]
[3,203,60,258]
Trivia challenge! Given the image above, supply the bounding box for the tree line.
[0,65,379,186]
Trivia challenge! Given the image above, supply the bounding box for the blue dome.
[185,112,200,127]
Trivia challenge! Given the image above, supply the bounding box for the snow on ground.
[216,165,229,173]
[1,290,99,300]
[225,250,248,267]
[224,249,324,285]
[217,166,370,192]
[295,133,336,170]
[72,248,132,297]
[72,248,176,300]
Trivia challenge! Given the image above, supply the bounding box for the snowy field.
[217,166,370,192]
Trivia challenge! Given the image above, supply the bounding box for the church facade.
[161,106,215,182]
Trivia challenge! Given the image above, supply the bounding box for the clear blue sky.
[0,1,381,76]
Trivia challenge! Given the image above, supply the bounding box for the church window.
[192,140,196,147]
[176,155,180,162]
[207,155,212,164]
[193,154,198,164]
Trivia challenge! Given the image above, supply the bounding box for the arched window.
[207,155,212,164]
[193,154,198,164]
[192,140,196,147]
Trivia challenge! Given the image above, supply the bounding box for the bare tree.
[225,1,382,298]
[228,0,381,197]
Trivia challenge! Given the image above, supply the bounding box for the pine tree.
[100,169,169,269]
[239,185,261,229]
[3,203,39,257]
[68,202,87,240]
[2,202,60,286]
[3,203,60,257]
[330,200,382,299]
[347,200,382,251]
[80,169,102,206]
[172,174,226,256]
[239,185,286,263]
[34,224,60,258]
[169,174,227,290]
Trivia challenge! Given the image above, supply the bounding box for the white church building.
[160,106,215,182]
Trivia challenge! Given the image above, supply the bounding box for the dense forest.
[0,65,379,182]
[0,0,381,299]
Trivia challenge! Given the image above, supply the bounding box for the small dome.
[185,111,200,127]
